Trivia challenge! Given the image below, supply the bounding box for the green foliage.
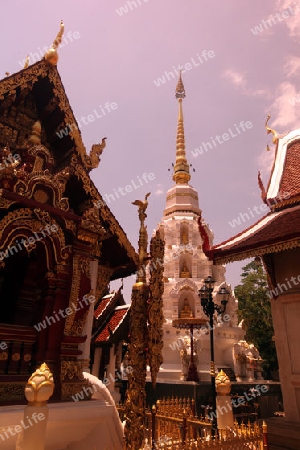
[234,260,278,377]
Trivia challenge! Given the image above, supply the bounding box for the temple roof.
[94,294,116,320]
[203,123,300,265]
[0,60,87,168]
[207,205,300,264]
[0,58,138,279]
[93,305,130,344]
[263,129,300,209]
[94,289,125,320]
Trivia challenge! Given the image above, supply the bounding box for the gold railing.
[118,397,269,450]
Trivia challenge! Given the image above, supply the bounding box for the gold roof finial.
[173,71,190,185]
[23,55,29,69]
[265,114,279,146]
[45,20,65,66]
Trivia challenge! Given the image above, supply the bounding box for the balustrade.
[118,396,269,450]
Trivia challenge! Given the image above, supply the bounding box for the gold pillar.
[148,230,164,387]
[124,194,150,450]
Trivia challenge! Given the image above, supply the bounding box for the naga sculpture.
[265,114,279,145]
[45,20,65,65]
[88,137,107,169]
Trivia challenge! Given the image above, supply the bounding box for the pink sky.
[2,0,300,297]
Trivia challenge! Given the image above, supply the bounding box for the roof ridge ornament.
[265,114,279,149]
[23,55,29,69]
[88,137,107,170]
[45,20,65,66]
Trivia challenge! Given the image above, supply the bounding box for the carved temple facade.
[0,53,137,404]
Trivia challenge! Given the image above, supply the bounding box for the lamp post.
[187,323,197,382]
[198,276,229,438]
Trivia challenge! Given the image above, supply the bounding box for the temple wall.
[270,249,300,423]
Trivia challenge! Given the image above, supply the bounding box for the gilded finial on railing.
[265,114,279,146]
[215,369,231,396]
[25,362,55,406]
[45,20,65,65]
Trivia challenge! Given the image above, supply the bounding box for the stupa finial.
[175,69,185,99]
[173,71,190,185]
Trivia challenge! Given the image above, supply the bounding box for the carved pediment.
[170,278,199,297]
[14,172,70,212]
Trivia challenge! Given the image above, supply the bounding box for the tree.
[234,260,278,378]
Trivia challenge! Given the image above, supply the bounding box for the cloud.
[268,81,300,129]
[258,54,300,179]
[222,69,247,89]
[257,146,275,181]
[154,184,164,196]
[222,69,269,98]
[276,0,300,39]
[250,88,270,98]
[284,55,300,77]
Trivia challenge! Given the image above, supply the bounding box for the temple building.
[154,74,249,383]
[202,121,300,450]
[0,22,137,408]
[91,285,130,402]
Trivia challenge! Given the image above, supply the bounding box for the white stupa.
[155,73,246,383]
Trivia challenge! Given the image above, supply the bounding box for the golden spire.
[45,20,64,66]
[173,71,191,184]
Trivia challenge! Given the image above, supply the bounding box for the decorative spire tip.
[175,70,185,99]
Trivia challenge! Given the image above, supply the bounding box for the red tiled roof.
[94,306,129,342]
[94,294,115,320]
[206,130,300,265]
[210,205,300,264]
[264,132,300,209]
[277,140,300,201]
